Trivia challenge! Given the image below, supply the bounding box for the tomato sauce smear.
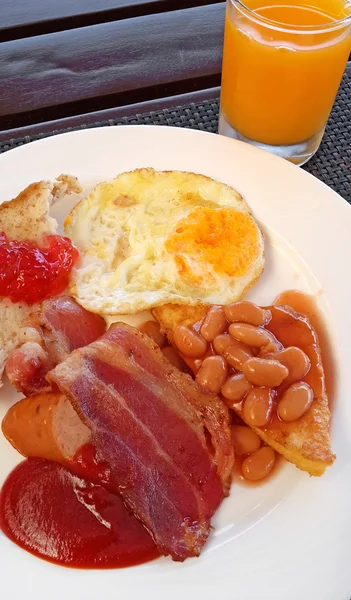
[0,232,79,304]
[0,457,160,569]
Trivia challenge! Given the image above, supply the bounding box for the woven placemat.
[1,71,350,201]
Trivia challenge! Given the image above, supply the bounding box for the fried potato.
[249,400,334,476]
[152,303,208,333]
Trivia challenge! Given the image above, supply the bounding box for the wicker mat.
[1,70,350,201]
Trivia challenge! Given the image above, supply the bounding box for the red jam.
[0,232,79,304]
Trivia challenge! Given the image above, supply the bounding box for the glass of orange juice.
[219,0,351,165]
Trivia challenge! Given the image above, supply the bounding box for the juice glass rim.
[228,0,351,34]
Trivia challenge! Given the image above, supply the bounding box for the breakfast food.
[0,457,160,569]
[65,168,264,314]
[154,298,335,476]
[0,175,82,385]
[0,174,81,243]
[0,232,79,304]
[2,393,91,463]
[3,296,106,395]
[0,169,336,571]
[47,323,232,560]
[0,300,37,387]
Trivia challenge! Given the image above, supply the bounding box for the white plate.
[0,126,350,600]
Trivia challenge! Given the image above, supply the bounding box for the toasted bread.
[0,175,82,385]
[0,301,40,385]
[152,302,335,476]
[0,174,81,242]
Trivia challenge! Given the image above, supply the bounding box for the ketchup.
[0,456,159,569]
[0,232,79,304]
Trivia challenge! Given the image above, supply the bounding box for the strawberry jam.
[0,232,79,304]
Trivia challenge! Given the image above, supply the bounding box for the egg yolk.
[165,207,261,280]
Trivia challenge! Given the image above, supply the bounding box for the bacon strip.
[39,296,107,363]
[100,324,233,490]
[5,296,106,396]
[48,323,230,561]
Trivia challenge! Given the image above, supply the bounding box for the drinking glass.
[219,0,351,165]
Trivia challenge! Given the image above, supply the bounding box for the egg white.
[65,169,264,315]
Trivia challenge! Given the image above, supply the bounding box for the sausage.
[1,392,91,463]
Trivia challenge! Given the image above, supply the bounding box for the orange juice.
[221,0,351,146]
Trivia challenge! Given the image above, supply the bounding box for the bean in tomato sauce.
[172,293,331,482]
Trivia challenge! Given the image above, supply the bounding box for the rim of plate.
[0,124,348,206]
[0,125,350,600]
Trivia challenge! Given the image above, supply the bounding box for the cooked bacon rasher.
[48,323,234,561]
[5,296,106,396]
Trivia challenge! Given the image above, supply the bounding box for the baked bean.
[242,357,289,387]
[229,323,276,348]
[196,356,228,394]
[192,359,204,375]
[258,340,282,356]
[173,325,208,358]
[161,346,187,372]
[213,333,232,355]
[264,347,311,383]
[225,301,271,326]
[278,381,314,422]
[232,425,261,456]
[221,373,252,403]
[224,341,254,370]
[139,320,166,348]
[200,306,228,342]
[243,387,274,427]
[242,446,276,481]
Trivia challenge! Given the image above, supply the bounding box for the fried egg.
[65,169,264,315]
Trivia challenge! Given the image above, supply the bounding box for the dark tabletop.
[0,0,350,200]
[0,0,226,136]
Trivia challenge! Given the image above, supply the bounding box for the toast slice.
[0,175,82,384]
[152,302,335,476]
[0,174,81,242]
